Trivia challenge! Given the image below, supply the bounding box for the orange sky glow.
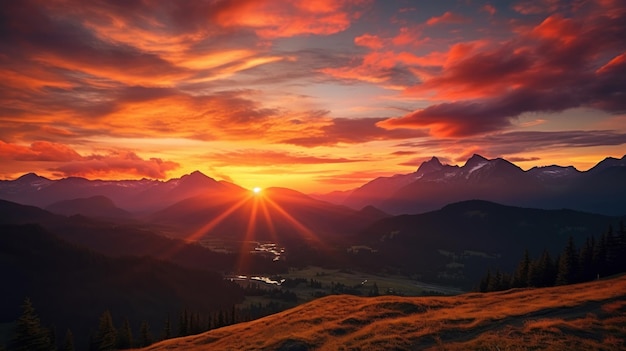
[1,0,625,192]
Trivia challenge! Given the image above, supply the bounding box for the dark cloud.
[0,141,179,179]
[52,152,179,179]
[379,2,626,137]
[282,117,428,147]
[398,130,626,156]
[207,150,367,167]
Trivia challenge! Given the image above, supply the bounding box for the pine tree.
[95,310,117,351]
[618,221,626,273]
[579,237,595,282]
[511,249,531,288]
[139,321,153,347]
[177,309,188,337]
[11,298,52,351]
[593,231,608,278]
[487,269,502,292]
[162,315,172,340]
[62,330,74,351]
[556,237,579,285]
[478,270,491,292]
[48,324,57,351]
[117,318,133,349]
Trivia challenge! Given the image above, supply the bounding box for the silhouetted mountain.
[341,154,626,215]
[0,200,283,275]
[308,189,353,204]
[350,200,621,287]
[0,171,237,213]
[45,195,131,219]
[0,223,244,349]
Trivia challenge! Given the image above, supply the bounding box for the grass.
[137,275,626,351]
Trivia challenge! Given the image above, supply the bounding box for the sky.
[1,0,625,192]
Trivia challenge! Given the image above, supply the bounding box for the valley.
[1,154,625,350]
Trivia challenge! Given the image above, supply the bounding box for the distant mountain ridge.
[45,195,131,219]
[342,154,626,215]
[349,199,623,287]
[1,154,625,217]
[0,171,241,213]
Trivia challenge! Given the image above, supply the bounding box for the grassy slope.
[139,275,626,351]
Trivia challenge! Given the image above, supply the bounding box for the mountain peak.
[468,154,488,162]
[179,170,216,183]
[463,154,489,169]
[16,172,48,182]
[416,156,444,175]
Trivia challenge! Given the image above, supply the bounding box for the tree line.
[478,222,626,292]
[3,294,293,351]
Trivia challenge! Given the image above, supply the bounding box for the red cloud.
[379,1,626,136]
[52,152,179,179]
[282,118,428,147]
[214,0,367,38]
[354,34,384,49]
[0,141,82,162]
[426,11,471,26]
[0,141,179,179]
[208,150,366,166]
[512,0,561,15]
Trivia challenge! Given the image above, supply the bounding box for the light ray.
[264,196,324,246]
[236,196,260,272]
[186,193,253,242]
[259,198,279,244]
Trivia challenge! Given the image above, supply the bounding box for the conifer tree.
[11,298,52,351]
[478,269,491,292]
[618,221,626,272]
[139,321,153,347]
[593,231,608,277]
[486,269,503,291]
[117,318,133,349]
[556,237,579,285]
[62,330,74,351]
[178,309,188,337]
[511,249,530,288]
[162,315,172,340]
[579,237,595,282]
[95,310,117,351]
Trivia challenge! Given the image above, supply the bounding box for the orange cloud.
[207,150,366,167]
[354,34,384,49]
[52,152,179,179]
[0,141,179,179]
[214,0,366,38]
[426,11,471,26]
[0,141,81,162]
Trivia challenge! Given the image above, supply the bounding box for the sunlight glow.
[253,187,262,194]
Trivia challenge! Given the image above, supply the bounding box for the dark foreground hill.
[350,200,621,286]
[139,275,626,350]
[0,223,244,349]
[45,195,132,219]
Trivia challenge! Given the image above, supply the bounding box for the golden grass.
[137,275,626,350]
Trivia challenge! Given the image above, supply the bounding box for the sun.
[253,187,262,194]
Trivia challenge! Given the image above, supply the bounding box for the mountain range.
[0,170,238,214]
[335,154,626,215]
[2,154,624,218]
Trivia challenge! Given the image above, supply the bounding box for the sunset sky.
[1,0,625,192]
